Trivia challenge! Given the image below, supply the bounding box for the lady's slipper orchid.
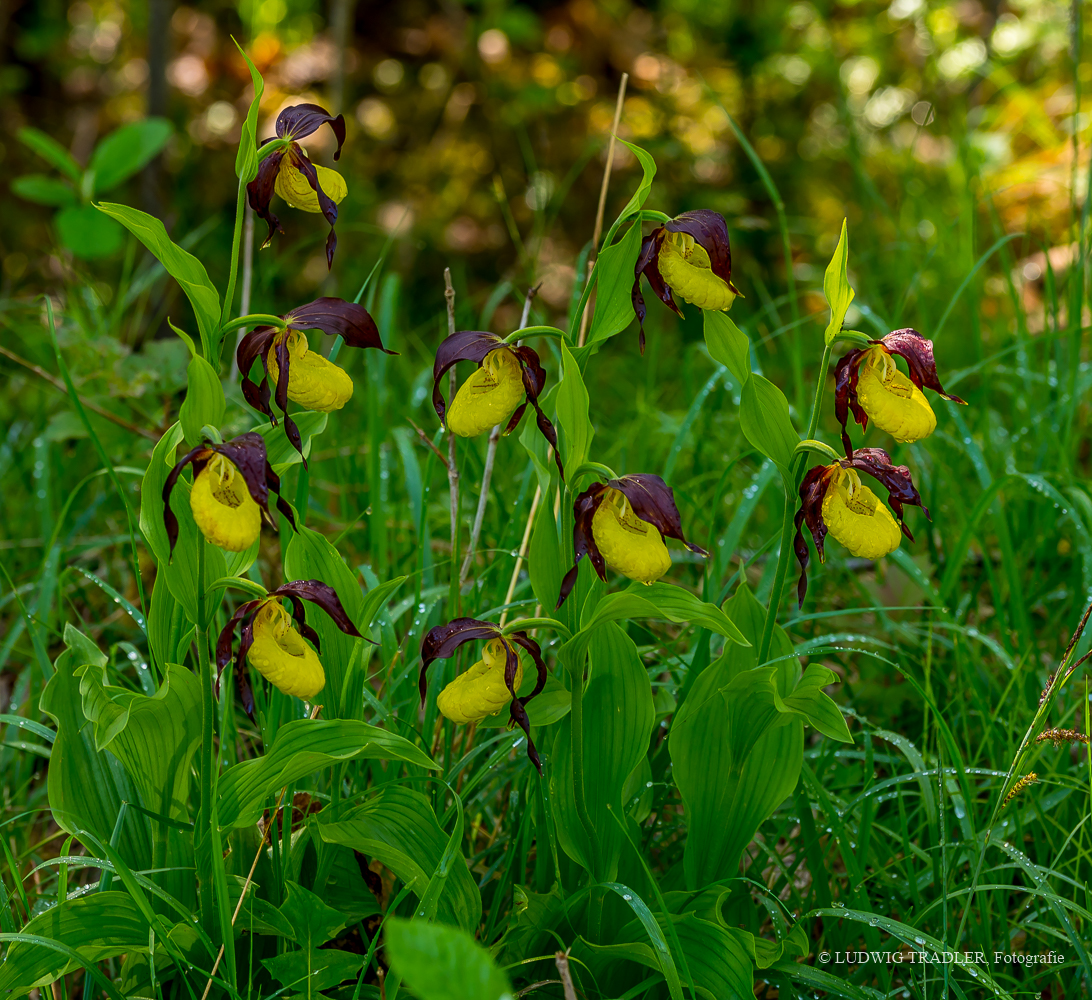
[162,432,293,555]
[631,210,742,352]
[431,330,563,476]
[557,474,707,607]
[793,447,929,605]
[237,297,394,461]
[217,580,364,714]
[419,618,548,771]
[835,328,965,454]
[247,104,347,268]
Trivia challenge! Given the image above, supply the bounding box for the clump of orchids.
[795,328,965,602]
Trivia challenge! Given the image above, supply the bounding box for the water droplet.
[622,894,632,901]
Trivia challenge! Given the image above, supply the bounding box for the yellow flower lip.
[557,473,706,608]
[794,447,929,607]
[267,329,354,413]
[446,347,525,437]
[631,209,742,353]
[419,617,550,772]
[246,599,326,700]
[835,328,966,454]
[436,637,524,724]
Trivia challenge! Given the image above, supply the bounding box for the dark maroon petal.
[237,327,278,420]
[511,346,564,479]
[794,465,834,608]
[162,445,209,558]
[285,298,395,354]
[234,612,258,719]
[507,691,541,773]
[275,104,346,159]
[246,152,285,247]
[284,593,322,652]
[665,210,736,289]
[507,632,548,707]
[556,483,608,608]
[216,598,264,674]
[286,148,337,228]
[511,345,546,400]
[632,227,678,354]
[881,329,966,404]
[418,618,501,703]
[844,447,930,528]
[609,474,707,556]
[273,580,365,638]
[273,337,291,421]
[833,348,869,457]
[264,459,298,532]
[212,432,270,515]
[431,331,504,422]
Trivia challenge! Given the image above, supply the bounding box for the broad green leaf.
[587,220,642,345]
[284,524,366,717]
[551,623,654,880]
[95,203,222,360]
[822,218,855,345]
[256,411,328,474]
[528,498,563,615]
[385,918,513,1000]
[319,785,481,930]
[89,118,173,194]
[17,126,81,181]
[178,355,225,446]
[77,662,202,823]
[615,138,658,222]
[39,648,152,871]
[556,339,592,473]
[780,664,853,742]
[11,175,77,207]
[219,719,438,828]
[233,43,266,182]
[669,584,801,889]
[263,949,363,996]
[560,581,748,671]
[703,311,752,387]
[739,375,797,476]
[0,892,150,994]
[518,383,556,493]
[56,205,125,258]
[139,423,184,566]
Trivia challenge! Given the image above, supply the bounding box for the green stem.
[196,540,216,930]
[220,177,249,337]
[220,313,286,333]
[568,654,599,873]
[757,344,834,664]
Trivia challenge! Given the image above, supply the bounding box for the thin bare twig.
[444,268,460,575]
[229,203,255,381]
[577,72,629,348]
[460,285,538,584]
[407,417,452,471]
[0,344,158,440]
[555,950,578,1000]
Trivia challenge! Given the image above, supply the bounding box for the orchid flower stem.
[196,539,217,935]
[444,268,461,618]
[757,343,834,664]
[221,314,285,333]
[220,176,248,337]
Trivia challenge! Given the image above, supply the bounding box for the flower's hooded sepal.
[216,579,367,717]
[419,618,548,772]
[162,431,294,556]
[835,328,965,454]
[557,473,707,607]
[430,331,563,477]
[237,298,393,463]
[793,447,929,606]
[632,210,741,353]
[246,103,347,268]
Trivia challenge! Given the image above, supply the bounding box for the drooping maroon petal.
[246,152,286,247]
[273,333,292,420]
[431,331,505,422]
[833,348,870,457]
[881,329,966,404]
[557,483,609,608]
[502,635,546,769]
[794,465,835,607]
[286,149,339,268]
[507,631,548,707]
[284,593,322,652]
[632,227,677,354]
[609,474,707,556]
[216,598,265,674]
[275,104,346,159]
[511,345,564,479]
[162,445,210,558]
[845,447,930,533]
[234,611,259,719]
[264,459,297,531]
[213,432,270,510]
[237,327,279,420]
[418,618,501,702]
[273,580,365,639]
[285,298,395,353]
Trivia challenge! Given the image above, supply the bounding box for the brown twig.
[444,268,460,574]
[577,72,629,348]
[0,344,159,440]
[407,417,452,471]
[555,950,578,1000]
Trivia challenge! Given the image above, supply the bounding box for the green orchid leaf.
[822,218,855,345]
